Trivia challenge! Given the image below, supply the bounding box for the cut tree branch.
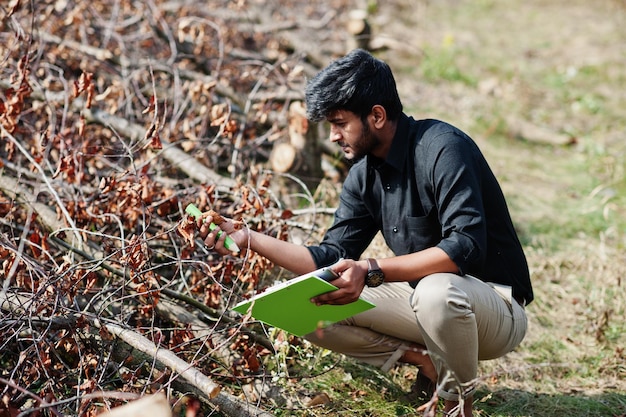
[94,319,221,399]
[82,107,237,189]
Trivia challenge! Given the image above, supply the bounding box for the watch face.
[366,270,385,287]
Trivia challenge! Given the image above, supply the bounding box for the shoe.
[400,372,436,405]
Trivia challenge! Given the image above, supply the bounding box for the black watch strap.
[365,258,385,287]
[367,258,380,272]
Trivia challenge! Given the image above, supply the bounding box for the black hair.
[304,49,403,122]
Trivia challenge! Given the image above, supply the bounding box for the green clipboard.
[232,267,376,336]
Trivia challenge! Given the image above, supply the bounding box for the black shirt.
[307,114,533,305]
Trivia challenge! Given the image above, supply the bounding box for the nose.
[329,125,341,142]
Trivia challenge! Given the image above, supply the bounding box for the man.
[199,49,532,416]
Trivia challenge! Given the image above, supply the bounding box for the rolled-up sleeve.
[427,132,487,274]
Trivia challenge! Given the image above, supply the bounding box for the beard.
[345,119,379,163]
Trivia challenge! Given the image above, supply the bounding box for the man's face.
[326,109,379,161]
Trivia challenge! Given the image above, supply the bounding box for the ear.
[370,105,387,129]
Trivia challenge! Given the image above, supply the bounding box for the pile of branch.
[0,0,353,415]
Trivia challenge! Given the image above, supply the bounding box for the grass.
[420,44,478,87]
[475,390,626,417]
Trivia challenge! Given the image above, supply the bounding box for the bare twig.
[0,125,83,246]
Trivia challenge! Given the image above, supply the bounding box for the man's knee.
[411,273,473,324]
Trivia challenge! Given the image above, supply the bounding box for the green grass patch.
[419,45,478,86]
[476,389,626,417]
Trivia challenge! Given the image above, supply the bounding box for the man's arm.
[244,229,318,274]
[199,215,317,275]
[311,247,459,305]
[377,246,459,282]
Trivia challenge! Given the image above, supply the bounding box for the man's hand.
[311,259,368,305]
[197,214,247,256]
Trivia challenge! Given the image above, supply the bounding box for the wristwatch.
[365,258,385,287]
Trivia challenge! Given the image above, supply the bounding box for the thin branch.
[0,378,63,417]
[0,125,83,247]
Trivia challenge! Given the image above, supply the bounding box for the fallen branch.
[83,107,237,189]
[0,77,236,190]
[94,320,275,416]
[0,126,84,248]
[37,32,247,110]
[210,391,276,417]
[507,117,576,146]
[0,378,63,417]
[0,181,274,353]
[0,174,64,233]
[0,291,273,417]
[95,320,221,398]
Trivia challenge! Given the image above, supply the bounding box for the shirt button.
[393,227,398,233]
[385,184,391,190]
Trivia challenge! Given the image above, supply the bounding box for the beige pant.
[305,273,528,401]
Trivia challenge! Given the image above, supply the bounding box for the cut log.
[346,9,371,50]
[270,142,298,173]
[288,101,308,150]
[98,393,171,417]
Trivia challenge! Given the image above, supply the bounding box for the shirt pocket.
[404,209,441,251]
